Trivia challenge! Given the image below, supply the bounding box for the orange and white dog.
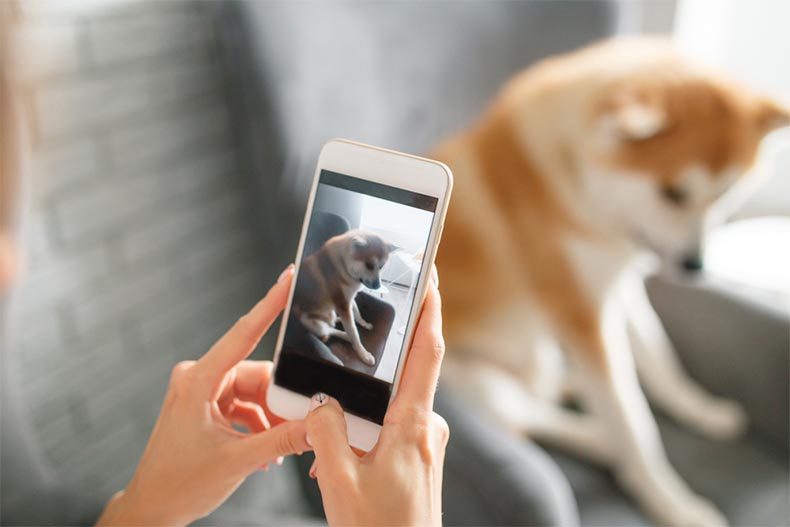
[434,37,788,526]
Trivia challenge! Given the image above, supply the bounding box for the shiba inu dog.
[434,37,789,526]
[293,229,397,366]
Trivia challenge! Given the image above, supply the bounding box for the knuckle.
[331,466,356,489]
[274,427,299,457]
[388,409,447,465]
[412,423,435,465]
[416,333,445,365]
[398,409,432,443]
[385,403,430,428]
[169,361,195,385]
[432,412,450,447]
[429,337,445,363]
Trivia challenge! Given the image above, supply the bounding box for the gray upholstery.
[211,0,619,258]
[647,273,789,455]
[210,2,789,526]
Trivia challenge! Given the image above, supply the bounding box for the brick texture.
[4,1,287,518]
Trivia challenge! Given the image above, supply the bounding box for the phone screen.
[274,169,438,424]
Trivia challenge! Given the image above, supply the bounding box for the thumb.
[304,393,357,479]
[232,420,311,473]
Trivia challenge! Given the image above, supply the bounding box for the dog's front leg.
[299,313,349,343]
[622,277,746,440]
[572,301,727,527]
[351,299,373,330]
[338,307,376,366]
[443,355,613,465]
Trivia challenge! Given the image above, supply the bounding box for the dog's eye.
[365,262,374,271]
[660,184,688,206]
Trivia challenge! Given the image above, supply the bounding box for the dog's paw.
[622,470,728,527]
[689,397,748,441]
[661,494,728,527]
[356,349,376,366]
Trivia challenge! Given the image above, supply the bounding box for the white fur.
[443,157,750,526]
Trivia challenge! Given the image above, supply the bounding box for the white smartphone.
[267,138,453,451]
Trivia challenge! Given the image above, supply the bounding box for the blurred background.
[1,1,788,526]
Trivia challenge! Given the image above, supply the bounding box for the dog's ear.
[598,91,667,142]
[754,97,790,136]
[351,235,368,250]
[387,243,400,253]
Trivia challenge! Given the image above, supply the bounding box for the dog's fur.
[433,37,789,526]
[294,229,396,366]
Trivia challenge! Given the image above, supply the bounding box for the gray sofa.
[211,2,789,526]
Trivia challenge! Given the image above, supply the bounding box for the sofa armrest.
[646,273,789,456]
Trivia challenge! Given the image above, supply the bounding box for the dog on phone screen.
[434,37,789,526]
[293,229,397,366]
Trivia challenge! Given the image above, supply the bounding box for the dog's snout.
[679,254,703,273]
[365,278,381,290]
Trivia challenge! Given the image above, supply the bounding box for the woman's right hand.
[305,277,449,527]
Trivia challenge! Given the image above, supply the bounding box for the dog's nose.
[679,254,703,273]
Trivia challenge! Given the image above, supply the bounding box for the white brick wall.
[5,0,276,511]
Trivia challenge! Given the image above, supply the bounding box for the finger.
[216,361,285,425]
[227,400,270,433]
[304,393,357,479]
[232,419,311,474]
[196,265,294,390]
[393,280,444,411]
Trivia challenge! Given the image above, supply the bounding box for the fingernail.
[305,434,312,447]
[309,392,329,412]
[259,463,270,472]
[277,264,294,283]
[275,456,284,466]
[309,460,317,479]
[431,266,439,287]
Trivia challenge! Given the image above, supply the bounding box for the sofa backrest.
[212,1,619,253]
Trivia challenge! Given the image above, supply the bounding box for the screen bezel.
[267,138,452,451]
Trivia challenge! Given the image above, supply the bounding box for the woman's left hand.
[97,265,310,526]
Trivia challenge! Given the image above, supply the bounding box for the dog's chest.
[451,299,552,368]
[565,235,638,303]
[341,283,362,303]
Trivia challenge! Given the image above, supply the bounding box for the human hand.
[305,273,449,527]
[97,265,311,527]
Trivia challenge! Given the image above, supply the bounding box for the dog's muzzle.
[363,278,381,289]
[679,253,703,273]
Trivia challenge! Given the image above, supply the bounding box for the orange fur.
[434,106,605,364]
[433,37,788,367]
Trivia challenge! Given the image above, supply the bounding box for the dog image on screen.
[292,229,398,367]
[433,37,789,526]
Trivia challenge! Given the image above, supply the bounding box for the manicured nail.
[306,392,329,448]
[259,463,270,472]
[275,456,284,466]
[309,460,317,479]
[277,264,295,283]
[309,392,329,412]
